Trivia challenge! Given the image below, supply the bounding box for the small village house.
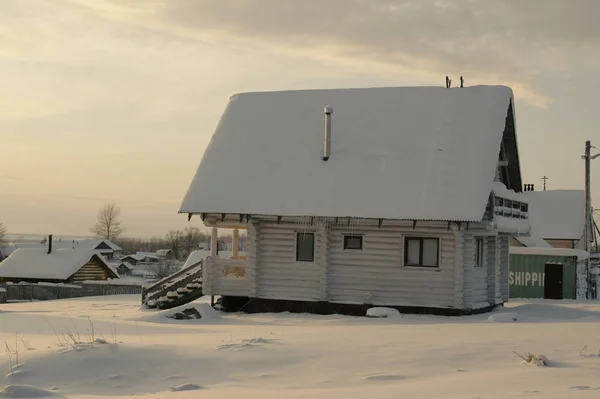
[116,262,134,276]
[15,239,122,260]
[0,236,118,284]
[120,252,161,265]
[511,189,588,249]
[179,85,530,315]
[155,249,176,260]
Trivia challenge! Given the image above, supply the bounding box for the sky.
[1,0,600,238]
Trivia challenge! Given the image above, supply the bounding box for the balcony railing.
[488,196,529,220]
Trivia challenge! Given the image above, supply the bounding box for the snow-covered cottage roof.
[525,190,585,240]
[117,262,134,270]
[180,85,517,221]
[155,249,174,258]
[0,246,15,260]
[514,235,551,248]
[182,250,211,268]
[135,252,160,260]
[0,248,117,281]
[16,239,122,252]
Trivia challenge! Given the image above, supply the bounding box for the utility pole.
[582,141,600,299]
[541,176,548,191]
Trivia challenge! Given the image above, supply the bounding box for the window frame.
[295,232,315,262]
[403,236,440,268]
[343,234,364,251]
[475,238,484,267]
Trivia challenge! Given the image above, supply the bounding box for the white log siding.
[462,232,474,308]
[327,223,457,308]
[201,216,514,311]
[256,222,323,301]
[471,235,489,309]
[499,235,511,302]
[247,220,260,297]
[486,236,501,305]
[69,257,111,283]
[453,228,465,309]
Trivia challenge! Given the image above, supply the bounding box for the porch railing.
[203,256,251,297]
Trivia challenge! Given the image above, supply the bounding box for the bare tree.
[165,230,184,260]
[146,259,180,279]
[182,226,207,256]
[90,204,124,240]
[0,221,6,245]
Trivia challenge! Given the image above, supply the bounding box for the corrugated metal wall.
[509,254,577,299]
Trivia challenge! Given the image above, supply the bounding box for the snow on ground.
[2,297,600,398]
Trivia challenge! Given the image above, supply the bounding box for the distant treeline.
[113,226,247,260]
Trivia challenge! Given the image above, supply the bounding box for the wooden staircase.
[142,261,204,310]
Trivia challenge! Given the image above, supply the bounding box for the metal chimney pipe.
[323,106,333,161]
[47,234,53,254]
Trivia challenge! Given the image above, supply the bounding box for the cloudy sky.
[1,0,599,238]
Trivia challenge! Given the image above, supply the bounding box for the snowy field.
[2,297,600,398]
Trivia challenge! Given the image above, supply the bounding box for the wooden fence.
[0,282,142,302]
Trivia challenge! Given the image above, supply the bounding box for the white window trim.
[294,230,316,263]
[341,233,365,251]
[402,235,442,270]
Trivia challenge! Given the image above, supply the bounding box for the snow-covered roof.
[134,252,160,260]
[525,190,585,240]
[0,246,14,260]
[492,181,530,203]
[156,249,174,257]
[121,254,143,261]
[182,250,211,268]
[510,246,589,260]
[180,85,516,222]
[117,262,134,270]
[0,248,118,281]
[15,239,122,252]
[514,235,552,248]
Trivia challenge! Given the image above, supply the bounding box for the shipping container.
[509,253,577,299]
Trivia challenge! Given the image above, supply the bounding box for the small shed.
[156,249,175,260]
[116,262,134,276]
[509,247,588,299]
[0,248,118,284]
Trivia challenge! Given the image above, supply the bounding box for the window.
[404,237,439,267]
[296,232,315,262]
[343,235,363,250]
[475,238,484,267]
